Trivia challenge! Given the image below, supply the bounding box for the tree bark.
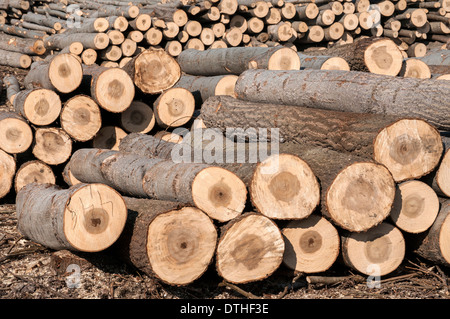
[16,183,128,252]
[113,197,217,286]
[0,33,46,55]
[0,48,31,69]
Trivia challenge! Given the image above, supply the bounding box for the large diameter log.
[234,69,450,131]
[176,46,301,76]
[341,222,405,276]
[67,148,247,222]
[32,127,72,166]
[407,200,450,267]
[13,88,62,126]
[172,74,238,105]
[24,53,83,94]
[215,212,285,284]
[14,160,55,193]
[0,111,33,154]
[200,96,443,182]
[122,48,181,94]
[113,197,217,286]
[0,149,16,199]
[282,214,340,273]
[0,48,31,68]
[303,37,404,76]
[82,64,135,113]
[60,95,102,142]
[16,183,128,252]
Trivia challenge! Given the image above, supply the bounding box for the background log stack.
[0,0,449,289]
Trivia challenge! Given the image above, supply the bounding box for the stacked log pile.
[0,0,449,290]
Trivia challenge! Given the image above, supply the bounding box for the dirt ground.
[1,66,450,302]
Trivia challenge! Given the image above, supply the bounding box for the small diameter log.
[215,212,285,284]
[60,95,102,142]
[0,33,46,55]
[81,49,98,66]
[3,75,20,104]
[408,200,450,267]
[282,214,340,274]
[120,101,155,134]
[399,58,431,79]
[234,68,450,132]
[0,111,33,154]
[122,47,181,94]
[177,46,301,76]
[298,53,350,70]
[14,160,55,193]
[172,74,238,105]
[153,88,195,128]
[13,88,62,126]
[62,162,81,187]
[16,183,128,252]
[32,127,72,166]
[82,64,135,113]
[303,37,404,76]
[390,180,439,234]
[200,96,444,182]
[92,126,127,151]
[113,197,217,286]
[68,148,248,222]
[44,32,110,51]
[0,48,31,69]
[0,149,16,199]
[24,54,83,94]
[249,153,321,220]
[341,222,405,276]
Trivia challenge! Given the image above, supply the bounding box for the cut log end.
[15,88,62,126]
[373,119,444,182]
[60,95,102,142]
[250,153,320,220]
[341,222,405,276]
[321,57,350,71]
[399,59,431,79]
[192,166,247,222]
[390,180,440,233]
[14,160,55,193]
[154,88,195,128]
[32,128,73,166]
[93,126,127,151]
[0,114,33,154]
[121,101,155,134]
[216,213,285,284]
[435,149,450,197]
[48,53,83,94]
[282,214,340,273]
[63,183,128,252]
[215,75,238,97]
[326,162,396,232]
[364,38,404,76]
[266,47,301,70]
[146,206,217,285]
[0,149,16,199]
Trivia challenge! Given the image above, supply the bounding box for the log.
[120,101,155,134]
[0,33,46,55]
[302,37,404,76]
[0,48,31,68]
[297,53,350,70]
[172,74,238,104]
[419,49,450,65]
[200,95,444,182]
[14,160,55,193]
[13,88,62,126]
[341,222,405,276]
[3,74,20,104]
[24,53,83,94]
[67,148,247,222]
[62,162,81,187]
[176,46,301,76]
[92,126,127,151]
[81,48,98,66]
[32,127,72,166]
[0,149,16,199]
[153,87,196,128]
[82,64,135,113]
[59,95,102,142]
[234,69,450,131]
[426,137,450,197]
[113,197,217,286]
[390,180,440,234]
[122,47,181,94]
[281,214,340,273]
[215,212,285,284]
[16,183,128,252]
[0,111,33,154]
[44,32,110,51]
[398,58,431,78]
[407,200,450,267]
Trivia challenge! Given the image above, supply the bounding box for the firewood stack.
[0,0,449,289]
